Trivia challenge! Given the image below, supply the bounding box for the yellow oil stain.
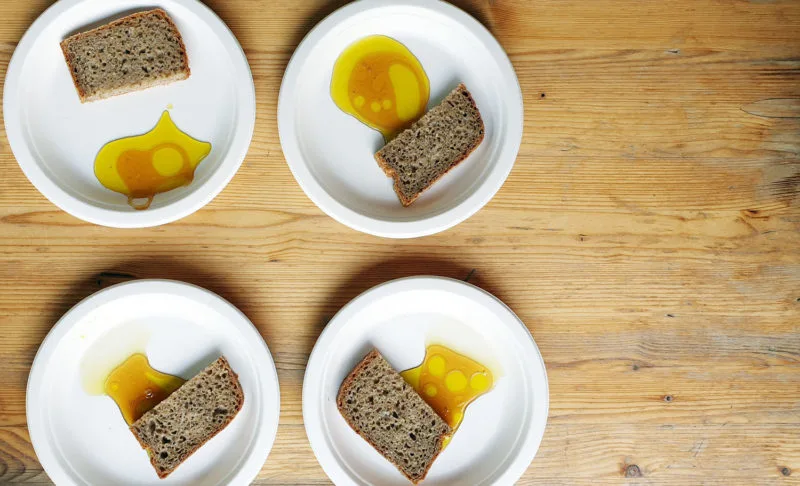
[401,344,493,446]
[331,35,429,139]
[103,353,185,425]
[94,111,211,210]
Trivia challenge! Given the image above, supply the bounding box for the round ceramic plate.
[278,0,523,238]
[3,0,255,228]
[303,277,548,485]
[27,280,280,486]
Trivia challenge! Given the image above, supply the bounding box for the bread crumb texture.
[376,84,485,206]
[338,351,451,483]
[130,357,243,478]
[61,9,189,102]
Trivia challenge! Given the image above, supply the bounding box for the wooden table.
[1,0,798,484]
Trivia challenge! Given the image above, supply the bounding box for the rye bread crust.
[374,83,485,206]
[129,357,244,479]
[337,350,450,484]
[60,8,190,103]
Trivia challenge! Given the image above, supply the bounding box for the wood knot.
[632,364,639,371]
[625,464,643,477]
[782,467,791,476]
[663,395,673,403]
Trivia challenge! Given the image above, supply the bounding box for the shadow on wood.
[40,259,276,357]
[286,0,494,60]
[303,254,510,359]
[287,0,352,54]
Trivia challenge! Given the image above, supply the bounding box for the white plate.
[303,277,548,485]
[3,0,255,228]
[278,0,523,238]
[27,280,280,486]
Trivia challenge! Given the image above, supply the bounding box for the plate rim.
[302,276,549,485]
[277,0,524,239]
[2,0,256,228]
[26,279,280,486]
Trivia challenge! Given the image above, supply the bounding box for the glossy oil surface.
[401,344,493,438]
[103,353,185,425]
[94,111,212,210]
[331,35,429,138]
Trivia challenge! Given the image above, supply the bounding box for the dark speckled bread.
[60,8,190,102]
[375,84,485,206]
[337,350,451,484]
[130,357,243,479]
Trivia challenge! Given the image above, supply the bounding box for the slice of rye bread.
[375,83,485,206]
[130,357,243,479]
[60,8,190,102]
[337,350,451,484]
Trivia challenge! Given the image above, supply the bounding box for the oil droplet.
[427,355,446,377]
[401,344,494,438]
[152,147,184,176]
[94,111,211,210]
[331,35,429,139]
[445,370,467,392]
[470,372,490,392]
[104,353,185,425]
[388,64,421,122]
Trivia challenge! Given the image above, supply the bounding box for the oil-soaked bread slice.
[130,357,243,478]
[337,350,451,484]
[61,8,190,102]
[375,83,485,206]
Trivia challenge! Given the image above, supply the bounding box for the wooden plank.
[0,0,798,484]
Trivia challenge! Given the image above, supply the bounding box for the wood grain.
[0,0,798,484]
